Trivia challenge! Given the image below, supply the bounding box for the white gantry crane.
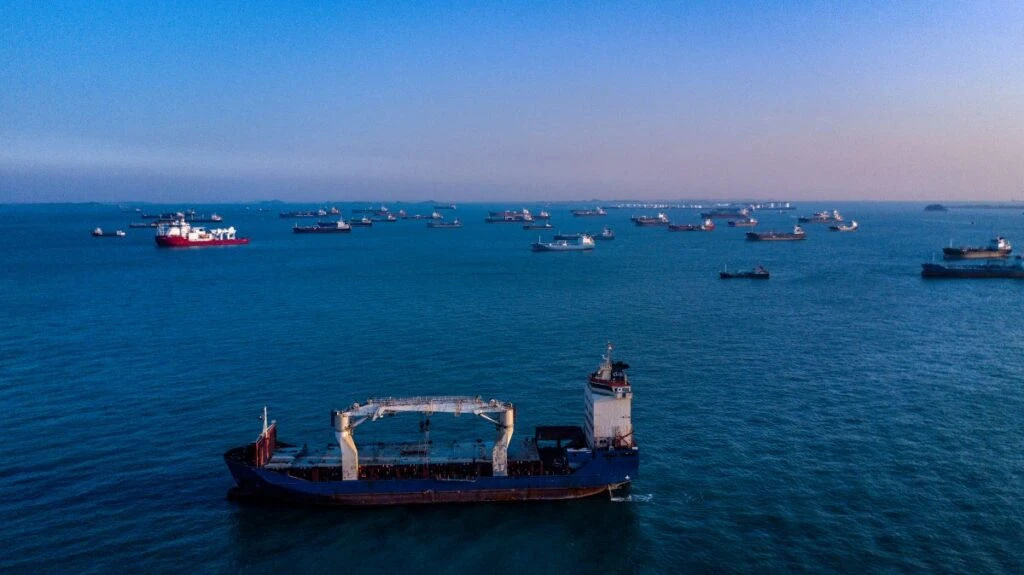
[330,396,515,481]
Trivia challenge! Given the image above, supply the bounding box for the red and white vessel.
[155,218,249,247]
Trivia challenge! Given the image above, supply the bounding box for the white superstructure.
[584,343,634,450]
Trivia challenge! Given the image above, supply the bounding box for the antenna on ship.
[262,405,269,436]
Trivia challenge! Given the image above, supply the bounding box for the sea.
[0,201,1021,574]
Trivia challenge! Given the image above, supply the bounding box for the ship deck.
[264,438,541,471]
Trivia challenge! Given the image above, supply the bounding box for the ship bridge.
[331,396,514,481]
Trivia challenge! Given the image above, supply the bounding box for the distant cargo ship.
[720,265,770,279]
[571,207,606,217]
[798,209,843,224]
[486,209,533,223]
[532,234,596,252]
[942,237,1011,260]
[224,344,639,506]
[668,219,715,232]
[293,221,352,234]
[632,213,670,227]
[727,217,758,227]
[746,226,806,241]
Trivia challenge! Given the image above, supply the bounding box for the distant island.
[927,203,1024,211]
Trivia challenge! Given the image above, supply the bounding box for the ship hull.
[292,227,351,234]
[921,263,1024,278]
[155,236,249,247]
[225,450,636,506]
[745,233,805,241]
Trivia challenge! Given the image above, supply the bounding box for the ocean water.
[0,202,1021,574]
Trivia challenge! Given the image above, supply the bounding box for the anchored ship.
[571,207,607,217]
[485,209,533,223]
[293,221,352,234]
[532,234,596,252]
[224,344,639,506]
[798,209,843,224]
[668,218,715,232]
[746,226,806,241]
[155,218,248,247]
[942,237,1011,260]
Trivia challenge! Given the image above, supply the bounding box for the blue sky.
[2,1,1022,202]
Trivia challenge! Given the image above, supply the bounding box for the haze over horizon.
[2,2,1023,203]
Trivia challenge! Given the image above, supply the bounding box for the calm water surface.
[0,202,1021,573]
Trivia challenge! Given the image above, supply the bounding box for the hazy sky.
[2,2,1023,202]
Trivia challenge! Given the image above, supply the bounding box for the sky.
[1,1,1023,203]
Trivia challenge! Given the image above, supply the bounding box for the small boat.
[942,237,1011,260]
[746,226,806,241]
[594,227,615,240]
[155,219,248,247]
[293,221,352,234]
[668,218,715,232]
[523,222,553,230]
[798,209,843,224]
[572,207,606,217]
[91,228,125,237]
[727,217,758,227]
[720,265,770,279]
[531,235,596,252]
[348,217,374,228]
[632,213,670,227]
[829,221,859,232]
[553,233,583,241]
[427,219,462,228]
[372,213,398,222]
[922,260,1024,279]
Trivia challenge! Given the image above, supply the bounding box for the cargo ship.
[942,237,1011,259]
[427,219,462,228]
[720,265,770,279]
[571,207,606,217]
[921,260,1024,279]
[155,218,249,247]
[292,221,352,234]
[668,218,715,232]
[798,209,843,224]
[531,234,596,252]
[632,213,670,227]
[224,344,639,505]
[485,209,533,223]
[746,226,806,241]
[727,217,758,227]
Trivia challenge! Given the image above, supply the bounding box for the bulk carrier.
[224,344,639,505]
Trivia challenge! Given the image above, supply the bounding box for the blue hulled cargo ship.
[224,344,639,505]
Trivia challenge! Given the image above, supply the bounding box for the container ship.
[224,344,639,505]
